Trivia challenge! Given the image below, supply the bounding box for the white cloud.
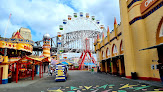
[0,0,120,41]
[0,0,75,41]
[71,0,120,31]
[0,0,120,59]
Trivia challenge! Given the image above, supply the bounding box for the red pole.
[16,62,19,83]
[79,52,87,70]
[39,64,41,78]
[32,65,34,80]
[12,63,14,72]
[88,51,96,63]
[78,52,84,69]
[12,63,14,81]
[25,63,27,78]
[42,64,43,77]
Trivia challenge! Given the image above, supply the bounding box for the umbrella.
[51,59,59,65]
[61,61,69,65]
[84,62,95,66]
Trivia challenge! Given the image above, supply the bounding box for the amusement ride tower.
[43,33,51,57]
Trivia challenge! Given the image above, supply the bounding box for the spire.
[102,32,104,39]
[12,31,24,39]
[114,17,117,25]
[114,17,118,38]
[107,26,110,33]
[94,38,96,43]
[107,26,110,43]
[97,34,99,39]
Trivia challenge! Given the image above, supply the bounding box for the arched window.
[156,17,163,44]
[102,51,105,57]
[159,23,163,37]
[107,49,110,56]
[113,45,118,54]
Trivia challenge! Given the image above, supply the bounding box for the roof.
[12,31,24,39]
[15,56,50,64]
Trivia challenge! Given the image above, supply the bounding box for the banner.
[0,41,33,53]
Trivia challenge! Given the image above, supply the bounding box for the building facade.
[12,27,32,40]
[94,0,163,81]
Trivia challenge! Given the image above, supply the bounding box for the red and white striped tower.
[43,33,51,57]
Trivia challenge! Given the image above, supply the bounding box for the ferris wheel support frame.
[78,38,96,70]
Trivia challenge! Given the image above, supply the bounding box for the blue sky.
[0,0,120,58]
[0,0,120,41]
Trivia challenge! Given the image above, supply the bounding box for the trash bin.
[8,77,12,83]
[131,72,137,79]
[91,68,94,72]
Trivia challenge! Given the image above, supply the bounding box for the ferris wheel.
[57,12,107,56]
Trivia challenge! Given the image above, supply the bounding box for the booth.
[55,64,68,81]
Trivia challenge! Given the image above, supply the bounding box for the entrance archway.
[119,40,125,76]
[140,17,163,82]
[156,17,163,82]
[156,17,163,63]
[111,44,119,75]
[156,17,163,45]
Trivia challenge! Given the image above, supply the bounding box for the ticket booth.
[55,64,68,81]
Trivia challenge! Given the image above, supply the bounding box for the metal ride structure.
[57,12,107,69]
[33,12,107,69]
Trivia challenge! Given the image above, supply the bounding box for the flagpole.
[4,13,12,56]
[4,13,12,38]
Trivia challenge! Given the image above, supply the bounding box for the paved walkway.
[0,71,162,92]
[100,72,163,88]
[0,73,49,89]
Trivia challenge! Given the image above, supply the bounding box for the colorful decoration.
[96,20,100,24]
[59,50,64,52]
[0,41,33,53]
[59,25,63,30]
[12,31,24,39]
[92,16,95,20]
[57,32,62,37]
[63,19,67,24]
[57,41,61,44]
[100,25,104,29]
[48,83,159,92]
[84,86,92,90]
[86,13,89,18]
[68,15,72,20]
[80,12,83,17]
[74,13,77,18]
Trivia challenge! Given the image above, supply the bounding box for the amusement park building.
[94,0,163,81]
[0,28,51,84]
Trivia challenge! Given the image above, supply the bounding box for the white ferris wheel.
[57,12,107,56]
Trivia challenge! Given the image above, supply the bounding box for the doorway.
[157,47,163,82]
[0,67,3,84]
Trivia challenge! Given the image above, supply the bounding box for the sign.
[140,0,159,14]
[0,41,33,53]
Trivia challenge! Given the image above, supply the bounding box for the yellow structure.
[0,56,9,84]
[0,28,34,84]
[94,0,163,81]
